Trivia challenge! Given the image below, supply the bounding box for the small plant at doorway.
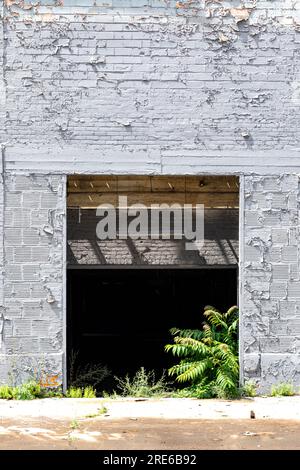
[13,380,42,400]
[0,385,15,400]
[165,305,239,399]
[0,382,64,400]
[66,386,97,398]
[242,380,257,398]
[68,350,111,391]
[114,367,170,398]
[270,382,295,397]
[0,380,44,400]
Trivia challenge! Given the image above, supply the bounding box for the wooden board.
[68,175,239,193]
[150,176,186,192]
[67,191,238,208]
[67,175,239,208]
[117,176,152,192]
[68,176,118,193]
[184,176,239,193]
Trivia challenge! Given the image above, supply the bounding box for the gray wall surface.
[241,174,300,389]
[0,174,66,387]
[1,0,300,173]
[0,1,300,391]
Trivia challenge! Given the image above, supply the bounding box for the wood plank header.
[67,175,239,208]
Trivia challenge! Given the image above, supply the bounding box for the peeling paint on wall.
[0,174,65,386]
[0,1,299,172]
[0,2,300,389]
[242,174,300,392]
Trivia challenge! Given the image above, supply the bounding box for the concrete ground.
[1,397,300,450]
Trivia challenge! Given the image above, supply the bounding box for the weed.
[271,383,295,397]
[69,351,110,389]
[114,367,169,398]
[84,405,108,418]
[0,385,14,400]
[0,381,43,400]
[41,389,64,398]
[102,390,119,399]
[242,380,257,398]
[0,381,63,400]
[66,387,83,398]
[83,386,97,398]
[171,385,213,399]
[70,419,79,430]
[66,386,97,398]
[11,381,41,400]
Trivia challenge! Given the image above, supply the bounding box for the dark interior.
[67,267,237,390]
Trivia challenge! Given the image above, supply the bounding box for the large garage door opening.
[67,267,237,385]
[67,175,239,392]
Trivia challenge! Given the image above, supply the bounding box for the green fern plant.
[165,305,239,399]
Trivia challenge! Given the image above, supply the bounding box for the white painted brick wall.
[1,1,300,173]
[0,174,66,386]
[0,2,300,390]
[241,174,300,391]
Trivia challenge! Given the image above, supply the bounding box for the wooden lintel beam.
[67,191,239,209]
[68,175,239,194]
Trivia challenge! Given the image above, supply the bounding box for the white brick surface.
[1,3,300,390]
[0,174,65,386]
[242,175,300,391]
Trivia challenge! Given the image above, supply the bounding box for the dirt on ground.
[0,417,300,450]
[1,397,300,450]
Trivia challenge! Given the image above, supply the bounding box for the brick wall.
[2,1,300,172]
[67,208,238,265]
[0,2,300,390]
[242,175,300,391]
[0,0,4,380]
[0,0,4,146]
[0,174,66,386]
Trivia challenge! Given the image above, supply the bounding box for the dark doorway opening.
[67,267,237,390]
